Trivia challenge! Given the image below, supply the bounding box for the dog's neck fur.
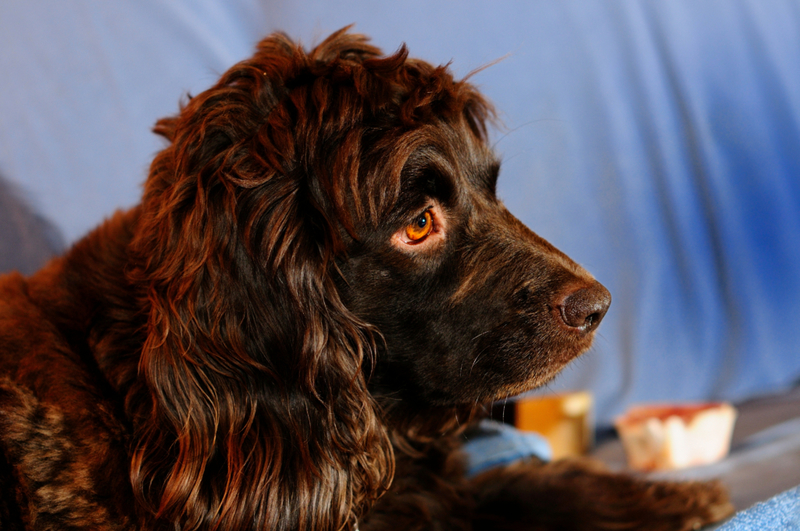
[0,208,145,527]
[27,208,145,397]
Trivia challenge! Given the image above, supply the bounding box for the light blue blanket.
[713,486,800,531]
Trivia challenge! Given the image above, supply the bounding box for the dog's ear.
[127,32,392,531]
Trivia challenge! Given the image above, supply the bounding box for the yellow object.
[515,392,594,460]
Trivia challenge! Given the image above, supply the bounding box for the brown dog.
[0,29,732,530]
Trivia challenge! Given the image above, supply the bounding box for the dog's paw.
[644,477,734,531]
[471,458,734,531]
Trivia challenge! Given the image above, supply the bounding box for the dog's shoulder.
[0,263,86,383]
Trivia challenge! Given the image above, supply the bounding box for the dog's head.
[336,88,611,410]
[127,28,609,530]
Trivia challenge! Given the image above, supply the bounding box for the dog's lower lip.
[487,360,578,401]
[491,376,557,400]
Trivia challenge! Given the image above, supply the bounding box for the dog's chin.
[491,363,576,401]
[445,342,595,407]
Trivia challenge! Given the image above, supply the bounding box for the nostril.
[557,282,611,332]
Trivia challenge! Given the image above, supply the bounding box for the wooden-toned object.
[515,392,594,459]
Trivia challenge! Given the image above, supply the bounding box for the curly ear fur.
[126,30,396,531]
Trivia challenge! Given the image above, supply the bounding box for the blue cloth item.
[461,420,552,477]
[714,486,800,531]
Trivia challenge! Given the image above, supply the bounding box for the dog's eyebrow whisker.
[490,118,567,151]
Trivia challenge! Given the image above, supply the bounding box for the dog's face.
[338,116,610,407]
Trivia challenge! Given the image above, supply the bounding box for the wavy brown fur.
[0,29,732,531]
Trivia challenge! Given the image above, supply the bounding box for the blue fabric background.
[1,1,799,426]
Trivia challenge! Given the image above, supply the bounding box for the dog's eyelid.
[413,203,439,226]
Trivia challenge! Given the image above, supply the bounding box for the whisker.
[470,330,491,343]
[501,392,511,424]
[470,343,491,373]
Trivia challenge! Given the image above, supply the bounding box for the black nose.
[557,281,611,332]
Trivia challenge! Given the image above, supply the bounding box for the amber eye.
[405,210,433,241]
